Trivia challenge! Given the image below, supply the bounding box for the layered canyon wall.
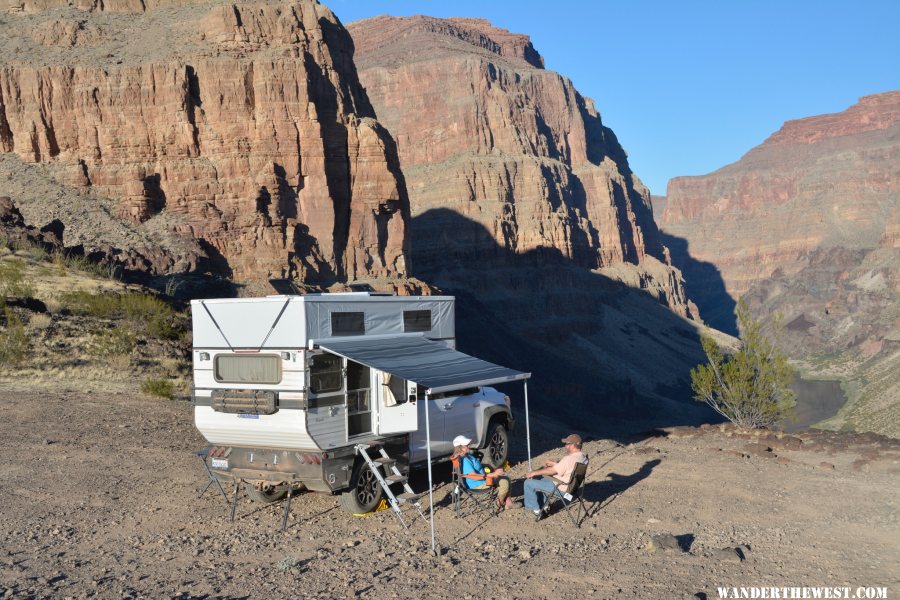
[0,0,409,284]
[349,17,713,423]
[349,16,693,317]
[0,3,722,428]
[661,92,900,436]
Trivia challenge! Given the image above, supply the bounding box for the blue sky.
[331,1,900,195]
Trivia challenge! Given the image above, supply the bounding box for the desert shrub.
[141,377,175,399]
[11,238,49,261]
[120,293,181,340]
[0,258,35,300]
[278,557,307,574]
[164,277,183,298]
[51,250,68,276]
[0,307,29,367]
[90,327,136,356]
[59,290,184,341]
[27,312,53,331]
[691,301,796,429]
[59,290,121,318]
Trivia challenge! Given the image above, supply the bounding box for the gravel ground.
[0,386,897,599]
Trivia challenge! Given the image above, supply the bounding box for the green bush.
[141,377,175,399]
[11,238,49,261]
[62,291,177,328]
[0,307,29,368]
[59,290,122,318]
[90,327,136,355]
[691,301,796,429]
[0,258,35,300]
[59,290,185,342]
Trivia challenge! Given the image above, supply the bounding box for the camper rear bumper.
[207,446,355,492]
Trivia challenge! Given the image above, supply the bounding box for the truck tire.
[482,421,508,468]
[339,460,384,514]
[244,482,287,504]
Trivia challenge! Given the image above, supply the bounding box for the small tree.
[691,301,796,429]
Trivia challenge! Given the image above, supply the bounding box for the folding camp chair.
[450,455,499,518]
[537,461,588,527]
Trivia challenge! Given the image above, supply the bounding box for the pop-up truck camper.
[191,293,530,517]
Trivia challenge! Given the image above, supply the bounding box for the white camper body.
[190,293,522,513]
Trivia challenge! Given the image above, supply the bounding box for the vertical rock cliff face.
[348,17,713,422]
[661,92,900,437]
[0,0,409,283]
[347,17,654,267]
[347,16,693,317]
[662,93,899,324]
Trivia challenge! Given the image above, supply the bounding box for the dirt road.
[0,387,897,599]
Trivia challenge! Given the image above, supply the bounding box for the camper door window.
[214,354,282,384]
[309,354,343,394]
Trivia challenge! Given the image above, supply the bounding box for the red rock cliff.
[661,92,899,319]
[0,0,409,283]
[343,16,716,417]
[348,15,694,318]
[661,92,900,436]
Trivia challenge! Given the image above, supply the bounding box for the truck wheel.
[482,422,508,468]
[244,482,287,504]
[339,460,384,514]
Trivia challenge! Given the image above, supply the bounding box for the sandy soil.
[0,386,897,599]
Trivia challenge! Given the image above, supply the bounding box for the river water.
[780,377,848,432]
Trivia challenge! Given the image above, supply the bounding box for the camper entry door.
[308,353,377,444]
[376,372,416,435]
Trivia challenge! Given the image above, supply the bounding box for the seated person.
[524,433,587,517]
[452,435,514,511]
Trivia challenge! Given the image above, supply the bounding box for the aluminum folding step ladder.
[355,444,427,529]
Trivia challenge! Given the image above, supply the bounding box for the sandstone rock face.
[0,0,409,283]
[661,93,899,321]
[348,15,693,318]
[347,16,712,419]
[661,92,900,437]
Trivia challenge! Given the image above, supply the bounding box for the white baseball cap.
[452,435,472,447]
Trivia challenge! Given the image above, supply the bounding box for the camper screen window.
[309,354,343,393]
[403,310,432,332]
[214,354,281,384]
[331,312,365,336]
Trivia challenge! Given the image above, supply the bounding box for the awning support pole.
[524,380,532,471]
[424,392,436,554]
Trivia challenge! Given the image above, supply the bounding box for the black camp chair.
[537,461,589,527]
[450,455,498,518]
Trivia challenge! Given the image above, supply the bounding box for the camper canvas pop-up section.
[191,293,529,515]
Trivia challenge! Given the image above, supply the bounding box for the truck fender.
[476,406,510,448]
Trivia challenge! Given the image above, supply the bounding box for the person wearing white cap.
[451,435,514,511]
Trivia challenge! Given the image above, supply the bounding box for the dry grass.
[26,312,52,331]
[0,307,29,367]
[0,256,35,299]
[0,250,190,389]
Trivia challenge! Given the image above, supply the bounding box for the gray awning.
[317,336,530,394]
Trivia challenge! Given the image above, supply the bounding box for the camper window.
[214,354,281,384]
[309,353,343,393]
[331,312,365,336]
[403,309,432,332]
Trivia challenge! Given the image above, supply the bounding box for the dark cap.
[561,434,582,446]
